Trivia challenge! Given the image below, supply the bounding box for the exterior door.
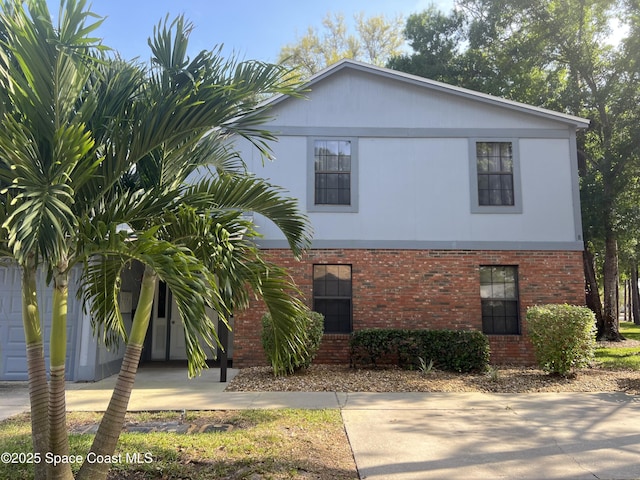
[149,280,197,361]
[168,298,187,360]
[150,280,168,360]
[150,280,229,362]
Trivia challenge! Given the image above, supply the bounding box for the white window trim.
[469,138,523,214]
[307,137,359,213]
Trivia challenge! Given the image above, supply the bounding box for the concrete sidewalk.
[2,367,640,479]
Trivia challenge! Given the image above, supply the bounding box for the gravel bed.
[226,364,640,394]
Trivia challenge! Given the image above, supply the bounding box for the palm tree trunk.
[48,268,73,480]
[76,266,157,480]
[21,261,48,480]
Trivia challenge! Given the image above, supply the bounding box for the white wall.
[270,69,562,131]
[234,65,583,250]
[243,135,579,246]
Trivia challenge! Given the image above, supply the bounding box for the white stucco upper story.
[234,60,589,251]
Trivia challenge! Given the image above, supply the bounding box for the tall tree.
[0,1,311,479]
[389,0,640,340]
[278,11,404,78]
[526,0,639,340]
[387,6,466,85]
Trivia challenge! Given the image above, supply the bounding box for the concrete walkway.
[2,366,640,479]
[341,392,640,480]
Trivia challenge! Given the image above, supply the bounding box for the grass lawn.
[595,321,640,369]
[0,410,358,480]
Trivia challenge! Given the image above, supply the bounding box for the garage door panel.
[3,355,31,379]
[0,265,23,379]
[0,265,81,381]
[7,325,26,344]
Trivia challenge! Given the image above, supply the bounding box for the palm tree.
[73,18,312,479]
[0,2,310,479]
[77,178,312,480]
[0,2,116,478]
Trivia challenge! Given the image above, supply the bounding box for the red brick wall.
[233,249,585,367]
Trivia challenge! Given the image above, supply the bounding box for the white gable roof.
[266,59,590,129]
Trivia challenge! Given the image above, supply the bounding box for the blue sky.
[48,0,455,63]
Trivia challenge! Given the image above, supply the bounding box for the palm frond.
[183,175,312,257]
[153,204,310,377]
[81,252,127,346]
[235,254,309,375]
[124,17,304,168]
[72,60,147,214]
[0,0,108,266]
[80,225,225,362]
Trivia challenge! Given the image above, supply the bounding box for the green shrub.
[350,328,490,372]
[526,304,596,375]
[261,310,324,375]
[349,328,407,366]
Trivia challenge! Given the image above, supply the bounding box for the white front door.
[151,280,187,360]
[151,280,168,360]
[168,298,187,360]
[151,281,219,361]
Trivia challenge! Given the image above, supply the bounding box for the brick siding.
[233,249,585,367]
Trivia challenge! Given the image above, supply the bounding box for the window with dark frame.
[314,140,351,205]
[313,264,352,333]
[476,142,514,206]
[480,266,520,335]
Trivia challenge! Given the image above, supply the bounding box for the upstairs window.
[480,265,520,335]
[308,138,358,213]
[314,139,351,205]
[313,264,352,333]
[477,141,514,206]
[469,139,522,214]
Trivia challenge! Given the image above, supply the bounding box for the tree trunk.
[622,280,627,322]
[76,267,157,480]
[632,264,640,325]
[583,248,603,326]
[615,267,620,322]
[48,269,74,480]
[600,233,624,340]
[21,262,49,480]
[628,279,632,321]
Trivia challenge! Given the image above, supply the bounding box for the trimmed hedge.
[350,328,490,372]
[526,304,596,375]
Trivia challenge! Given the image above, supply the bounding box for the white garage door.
[0,266,27,380]
[0,265,80,381]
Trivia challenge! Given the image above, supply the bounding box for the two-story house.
[0,59,589,380]
[232,59,589,366]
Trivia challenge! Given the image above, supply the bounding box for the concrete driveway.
[0,382,29,421]
[341,392,640,480]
